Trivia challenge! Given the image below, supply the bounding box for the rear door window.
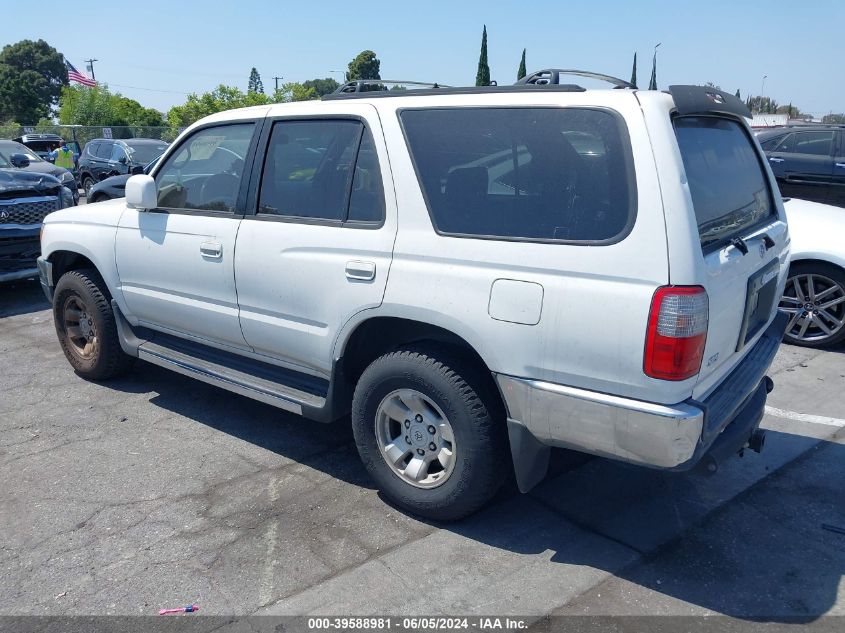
[400,107,636,243]
[674,116,775,250]
[792,131,835,156]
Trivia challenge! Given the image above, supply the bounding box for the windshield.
[674,117,775,250]
[0,143,42,163]
[126,143,169,165]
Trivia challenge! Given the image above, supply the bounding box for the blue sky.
[3,0,842,116]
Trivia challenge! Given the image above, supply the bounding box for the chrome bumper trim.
[495,375,704,468]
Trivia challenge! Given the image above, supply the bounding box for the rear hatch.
[673,115,788,399]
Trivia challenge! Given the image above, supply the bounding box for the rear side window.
[674,117,775,250]
[792,131,835,156]
[400,107,635,243]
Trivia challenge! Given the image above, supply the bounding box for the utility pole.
[329,70,346,83]
[273,76,283,92]
[84,58,98,81]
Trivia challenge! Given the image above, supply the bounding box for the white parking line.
[765,406,845,428]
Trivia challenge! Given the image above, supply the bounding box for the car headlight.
[60,186,74,208]
[59,171,74,184]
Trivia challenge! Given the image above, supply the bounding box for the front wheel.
[779,262,845,348]
[53,269,135,379]
[352,346,508,521]
[82,177,95,198]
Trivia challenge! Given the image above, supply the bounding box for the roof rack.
[333,79,452,94]
[516,69,634,89]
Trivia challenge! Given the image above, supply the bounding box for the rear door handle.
[345,260,376,281]
[768,157,784,163]
[200,241,222,259]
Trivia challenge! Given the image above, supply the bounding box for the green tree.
[347,50,381,81]
[271,82,318,103]
[58,85,164,127]
[0,39,67,123]
[822,113,845,124]
[746,95,779,114]
[517,49,527,81]
[476,25,491,86]
[167,84,270,128]
[648,47,658,90]
[302,78,340,97]
[629,53,637,88]
[248,67,264,94]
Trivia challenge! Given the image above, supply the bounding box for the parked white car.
[780,198,845,347]
[38,73,789,520]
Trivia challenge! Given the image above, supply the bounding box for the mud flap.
[507,418,551,493]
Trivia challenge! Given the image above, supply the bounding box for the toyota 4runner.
[38,71,790,520]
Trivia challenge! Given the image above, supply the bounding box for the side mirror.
[10,153,30,168]
[118,155,128,165]
[130,164,145,175]
[125,175,158,210]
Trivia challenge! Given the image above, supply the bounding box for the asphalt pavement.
[0,278,843,624]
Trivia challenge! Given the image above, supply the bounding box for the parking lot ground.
[1,279,843,622]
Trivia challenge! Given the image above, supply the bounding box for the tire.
[82,176,95,198]
[53,269,135,380]
[352,346,508,521]
[780,262,845,348]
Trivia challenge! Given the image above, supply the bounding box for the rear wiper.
[730,237,749,255]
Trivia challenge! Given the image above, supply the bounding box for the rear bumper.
[496,311,788,471]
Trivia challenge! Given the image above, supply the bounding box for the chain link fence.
[0,124,182,147]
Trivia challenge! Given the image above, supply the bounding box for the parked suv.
[757,125,845,207]
[39,74,790,520]
[78,138,169,197]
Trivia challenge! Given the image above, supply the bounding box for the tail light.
[644,286,708,381]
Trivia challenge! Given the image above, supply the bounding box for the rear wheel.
[53,269,134,379]
[352,346,508,521]
[779,262,845,348]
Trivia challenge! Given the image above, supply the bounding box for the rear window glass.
[674,117,775,250]
[400,107,635,243]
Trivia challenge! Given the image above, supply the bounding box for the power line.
[108,83,191,95]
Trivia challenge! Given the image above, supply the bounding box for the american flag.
[65,60,96,87]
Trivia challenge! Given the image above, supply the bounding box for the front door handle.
[200,241,223,259]
[768,157,784,163]
[345,260,376,281]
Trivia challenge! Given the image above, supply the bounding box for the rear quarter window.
[399,107,636,243]
[674,116,775,251]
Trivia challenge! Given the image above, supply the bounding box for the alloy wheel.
[374,388,457,489]
[779,273,845,343]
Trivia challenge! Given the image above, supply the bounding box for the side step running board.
[111,300,325,416]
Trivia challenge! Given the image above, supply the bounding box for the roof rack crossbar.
[333,79,453,94]
[517,69,634,89]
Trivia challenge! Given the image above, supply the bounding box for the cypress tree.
[648,50,657,90]
[476,25,491,86]
[630,53,637,88]
[517,48,527,80]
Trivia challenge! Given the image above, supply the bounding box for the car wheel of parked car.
[82,177,95,198]
[352,346,508,521]
[779,262,845,348]
[53,269,135,380]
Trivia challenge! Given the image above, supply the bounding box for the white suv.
[38,71,790,520]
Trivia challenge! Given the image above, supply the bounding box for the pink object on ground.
[158,604,199,615]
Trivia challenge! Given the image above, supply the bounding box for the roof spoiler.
[668,85,752,119]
